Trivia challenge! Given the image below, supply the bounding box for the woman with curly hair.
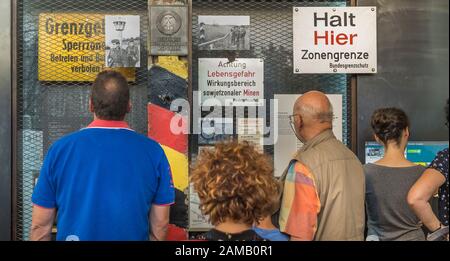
[191,140,280,241]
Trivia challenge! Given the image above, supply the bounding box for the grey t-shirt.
[364,163,426,241]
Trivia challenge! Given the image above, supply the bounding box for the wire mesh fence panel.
[16,0,149,241]
[189,0,351,231]
[16,0,352,239]
[192,0,351,157]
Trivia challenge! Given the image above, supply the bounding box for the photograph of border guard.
[198,16,250,51]
[105,15,140,68]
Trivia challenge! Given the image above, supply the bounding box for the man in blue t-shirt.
[30,71,175,241]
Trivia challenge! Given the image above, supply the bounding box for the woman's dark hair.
[371,107,410,146]
[91,71,129,121]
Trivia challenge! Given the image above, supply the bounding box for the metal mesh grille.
[16,0,149,240]
[16,0,352,239]
[192,0,352,157]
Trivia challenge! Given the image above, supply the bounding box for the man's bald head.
[294,91,334,124]
[91,71,130,120]
[290,91,333,142]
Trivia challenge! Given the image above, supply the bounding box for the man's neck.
[88,117,130,129]
[93,115,125,122]
[256,217,277,230]
[303,127,332,144]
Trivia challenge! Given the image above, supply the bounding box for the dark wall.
[0,0,12,241]
[357,0,449,162]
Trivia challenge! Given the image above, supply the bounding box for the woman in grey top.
[365,108,426,241]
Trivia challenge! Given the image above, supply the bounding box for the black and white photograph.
[105,15,140,68]
[198,16,250,51]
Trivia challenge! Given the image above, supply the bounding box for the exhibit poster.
[293,7,377,74]
[189,183,213,230]
[150,5,188,55]
[237,118,264,152]
[198,58,264,107]
[273,94,343,177]
[105,15,140,68]
[38,13,135,81]
[198,16,250,51]
[189,146,214,230]
[198,117,233,145]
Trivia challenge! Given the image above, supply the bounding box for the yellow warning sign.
[38,13,134,82]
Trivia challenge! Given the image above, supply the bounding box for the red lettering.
[336,33,348,45]
[314,31,328,45]
[350,33,358,45]
[314,31,358,45]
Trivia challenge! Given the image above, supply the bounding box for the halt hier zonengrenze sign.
[293,7,377,74]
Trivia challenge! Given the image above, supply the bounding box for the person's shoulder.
[44,129,90,157]
[363,163,377,173]
[50,129,87,148]
[414,164,427,172]
[292,161,312,174]
[125,131,164,152]
[430,148,449,166]
[437,148,449,158]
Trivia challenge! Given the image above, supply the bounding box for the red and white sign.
[293,7,377,74]
[198,58,264,106]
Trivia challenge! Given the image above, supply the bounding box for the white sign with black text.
[198,58,264,106]
[293,7,377,74]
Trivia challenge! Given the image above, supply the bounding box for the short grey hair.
[298,100,334,123]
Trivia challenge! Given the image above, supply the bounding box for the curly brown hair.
[191,140,280,226]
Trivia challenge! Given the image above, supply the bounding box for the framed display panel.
[14,0,150,240]
[190,0,352,230]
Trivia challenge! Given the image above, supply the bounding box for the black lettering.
[85,23,93,38]
[62,38,67,50]
[55,22,61,34]
[78,23,84,36]
[314,12,328,27]
[349,13,356,26]
[329,14,341,27]
[301,49,309,59]
[60,23,69,35]
[45,18,54,34]
[93,22,102,36]
[69,22,78,35]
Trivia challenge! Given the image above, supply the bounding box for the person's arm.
[149,151,175,241]
[31,146,57,241]
[279,162,320,241]
[30,205,56,241]
[149,205,170,241]
[407,168,445,232]
[366,205,379,240]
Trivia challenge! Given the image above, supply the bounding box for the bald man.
[278,91,365,241]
